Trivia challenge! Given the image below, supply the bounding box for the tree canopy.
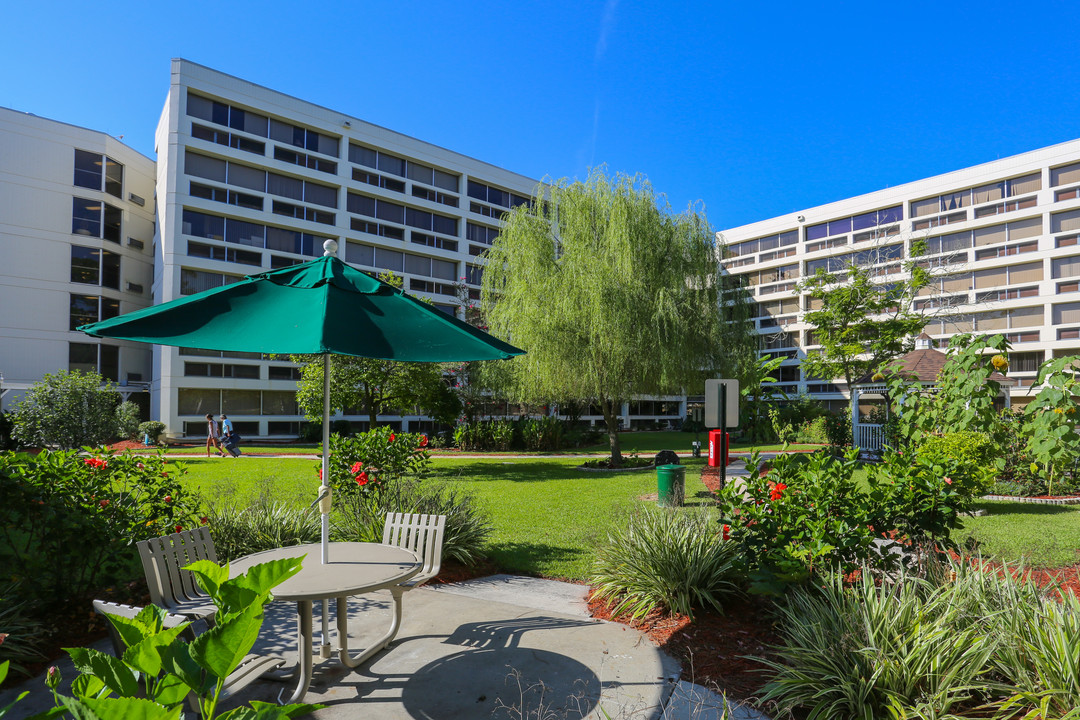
[797,246,932,391]
[480,169,752,463]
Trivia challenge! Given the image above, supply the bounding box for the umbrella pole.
[321,353,331,564]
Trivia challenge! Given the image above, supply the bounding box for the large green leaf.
[149,673,190,708]
[65,647,139,698]
[160,641,212,696]
[122,624,188,677]
[71,674,108,700]
[189,603,264,680]
[72,696,183,720]
[216,557,304,616]
[184,559,228,601]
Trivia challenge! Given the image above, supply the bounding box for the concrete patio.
[3,575,768,719]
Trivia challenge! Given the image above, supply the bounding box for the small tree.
[114,400,141,440]
[1022,355,1080,495]
[798,246,932,392]
[12,370,121,450]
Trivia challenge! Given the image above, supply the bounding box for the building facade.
[0,107,157,416]
[718,139,1080,412]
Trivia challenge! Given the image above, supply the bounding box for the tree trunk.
[600,398,623,467]
[361,384,379,430]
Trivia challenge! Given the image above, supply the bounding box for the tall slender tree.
[481,169,753,465]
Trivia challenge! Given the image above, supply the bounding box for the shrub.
[759,562,1000,719]
[823,410,851,450]
[0,449,198,601]
[520,416,563,451]
[717,449,966,594]
[114,400,141,441]
[138,420,167,444]
[795,416,829,444]
[202,495,320,562]
[299,421,322,442]
[12,369,121,449]
[590,509,740,621]
[0,412,14,450]
[331,418,353,436]
[917,430,998,498]
[333,476,492,566]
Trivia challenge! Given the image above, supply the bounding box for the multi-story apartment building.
[0,107,157,416]
[0,59,690,440]
[718,139,1080,412]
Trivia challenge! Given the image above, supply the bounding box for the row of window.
[346,192,458,236]
[348,143,459,193]
[186,151,338,207]
[343,241,457,281]
[182,208,331,256]
[466,180,530,210]
[912,174,1041,218]
[177,388,299,416]
[184,362,301,381]
[187,93,339,159]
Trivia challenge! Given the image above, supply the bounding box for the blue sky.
[3,1,1079,230]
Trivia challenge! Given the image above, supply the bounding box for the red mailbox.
[708,429,729,467]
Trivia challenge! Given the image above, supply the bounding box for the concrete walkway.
[4,575,768,719]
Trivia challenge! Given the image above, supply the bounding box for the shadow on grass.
[487,541,587,575]
[973,501,1077,516]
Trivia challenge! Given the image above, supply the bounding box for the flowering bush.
[716,449,965,594]
[323,427,430,500]
[0,448,197,602]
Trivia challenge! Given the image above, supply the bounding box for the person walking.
[205,413,226,457]
[220,413,241,457]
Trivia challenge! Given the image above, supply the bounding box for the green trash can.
[656,464,685,507]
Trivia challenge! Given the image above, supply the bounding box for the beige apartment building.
[717,139,1080,412]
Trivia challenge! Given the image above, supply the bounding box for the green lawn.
[173,451,1080,582]
[155,445,320,455]
[955,500,1080,569]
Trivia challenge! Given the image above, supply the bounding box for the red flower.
[769,483,787,501]
[356,472,369,486]
[136,462,145,469]
[722,524,730,541]
[389,433,396,443]
[200,516,209,524]
[317,468,323,480]
[350,461,364,474]
[943,476,953,485]
[99,499,109,508]
[84,458,107,469]
[164,495,172,503]
[418,435,428,448]
[175,525,183,533]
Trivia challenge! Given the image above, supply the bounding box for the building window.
[268,365,301,381]
[72,197,122,242]
[69,294,119,330]
[74,149,123,198]
[187,93,269,137]
[466,222,499,246]
[269,119,339,157]
[179,268,242,295]
[191,123,266,155]
[69,342,119,381]
[70,246,121,289]
[184,362,260,379]
[187,241,262,267]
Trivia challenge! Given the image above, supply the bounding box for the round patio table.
[230,542,421,703]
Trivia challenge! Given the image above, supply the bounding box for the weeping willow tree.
[480,169,753,465]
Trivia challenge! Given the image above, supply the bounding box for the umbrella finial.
[322,239,339,257]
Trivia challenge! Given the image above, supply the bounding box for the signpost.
[704,379,739,489]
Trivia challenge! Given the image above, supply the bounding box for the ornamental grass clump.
[201,494,320,562]
[590,509,740,621]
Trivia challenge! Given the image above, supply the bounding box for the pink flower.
[136,462,144,469]
[350,461,364,474]
[356,472,369,486]
[944,477,952,485]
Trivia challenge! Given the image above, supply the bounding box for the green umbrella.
[81,242,523,565]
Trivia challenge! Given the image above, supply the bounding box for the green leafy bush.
[0,448,198,601]
[299,420,322,442]
[590,509,740,620]
[331,418,353,436]
[795,416,829,444]
[918,431,998,498]
[717,449,966,594]
[12,369,122,449]
[138,420,167,444]
[519,416,563,450]
[823,410,852,450]
[202,495,320,562]
[114,400,141,441]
